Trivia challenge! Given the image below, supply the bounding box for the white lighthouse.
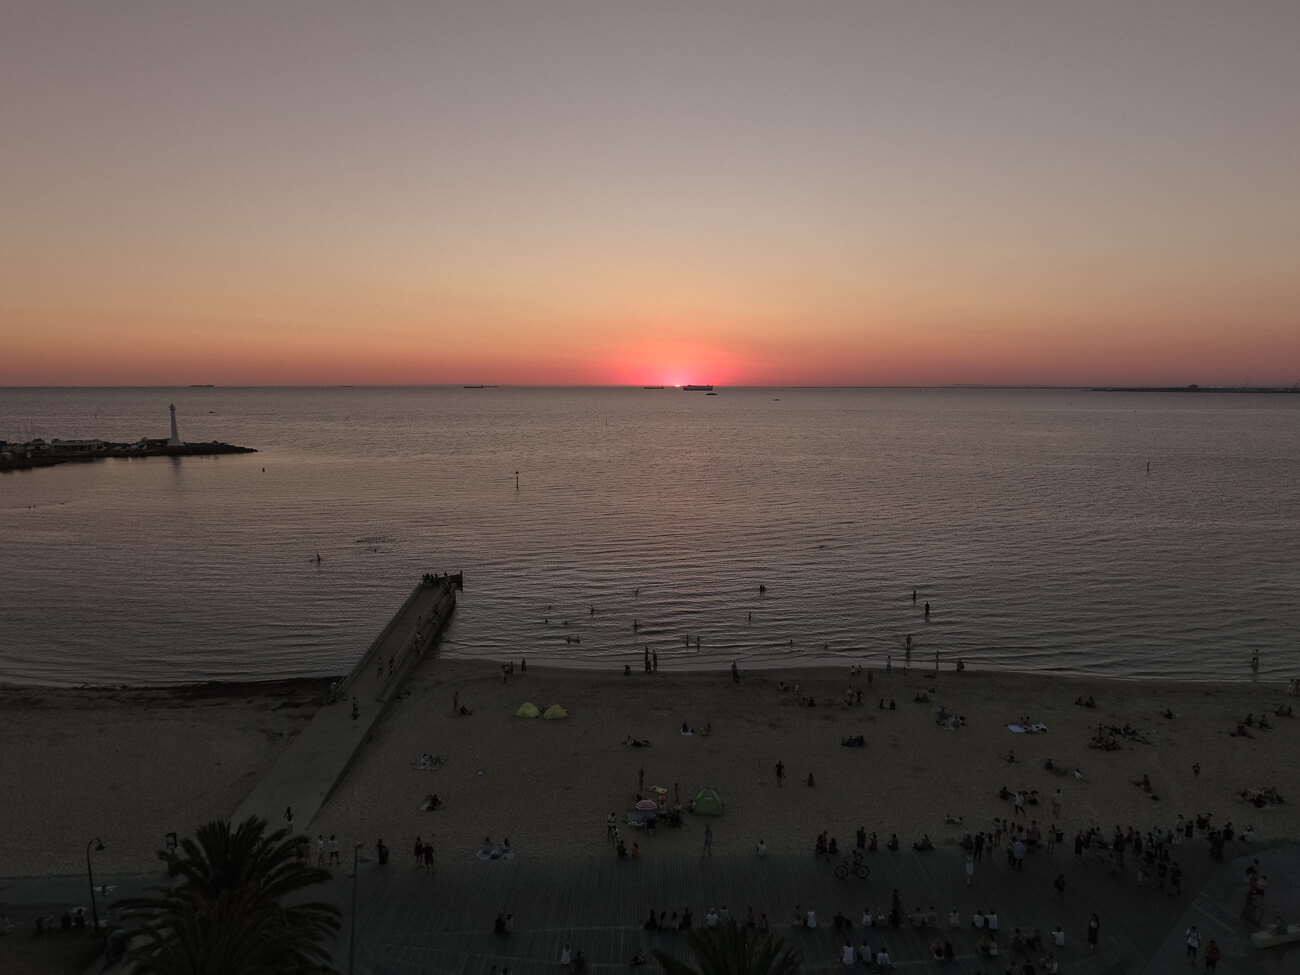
[168,403,183,446]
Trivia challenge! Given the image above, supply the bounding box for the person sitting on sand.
[886,833,899,851]
[912,834,934,852]
[680,722,693,735]
[756,838,768,857]
[629,949,648,967]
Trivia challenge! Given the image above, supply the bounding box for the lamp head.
[93,839,105,852]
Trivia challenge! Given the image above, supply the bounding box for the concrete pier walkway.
[231,575,459,833]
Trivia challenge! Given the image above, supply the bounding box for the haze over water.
[1,386,1296,687]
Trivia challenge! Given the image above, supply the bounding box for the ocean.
[1,386,1297,686]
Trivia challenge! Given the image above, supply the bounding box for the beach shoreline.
[3,661,1296,878]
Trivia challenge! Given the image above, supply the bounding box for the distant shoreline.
[1089,385,1299,394]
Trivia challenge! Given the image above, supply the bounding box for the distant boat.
[706,391,718,396]
[463,385,496,389]
[643,385,665,389]
[682,384,714,391]
[189,384,215,388]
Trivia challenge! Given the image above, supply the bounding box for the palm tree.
[114,816,341,974]
[654,919,803,975]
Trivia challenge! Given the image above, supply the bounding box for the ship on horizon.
[681,384,714,391]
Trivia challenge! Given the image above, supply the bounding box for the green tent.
[693,786,724,816]
[542,704,568,720]
[515,702,540,718]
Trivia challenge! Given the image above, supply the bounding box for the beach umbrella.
[634,798,659,811]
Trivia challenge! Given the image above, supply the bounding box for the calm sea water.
[1,386,1297,686]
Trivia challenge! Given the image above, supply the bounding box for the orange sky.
[3,4,1299,387]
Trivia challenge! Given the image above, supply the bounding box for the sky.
[3,2,1299,387]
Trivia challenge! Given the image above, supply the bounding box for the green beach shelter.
[542,703,568,719]
[515,701,540,718]
[693,786,724,816]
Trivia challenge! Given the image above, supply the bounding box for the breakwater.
[0,438,255,472]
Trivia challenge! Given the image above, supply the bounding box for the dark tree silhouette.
[654,919,803,975]
[114,816,340,974]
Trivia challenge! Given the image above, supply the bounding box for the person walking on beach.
[284,806,294,830]
[328,835,340,867]
[1087,913,1100,950]
[775,761,785,787]
[965,853,974,885]
[703,825,713,856]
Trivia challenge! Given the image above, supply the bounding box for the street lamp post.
[85,838,105,933]
[348,841,364,975]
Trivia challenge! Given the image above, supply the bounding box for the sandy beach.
[3,658,1295,878]
[0,679,328,876]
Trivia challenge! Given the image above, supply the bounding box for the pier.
[231,573,461,831]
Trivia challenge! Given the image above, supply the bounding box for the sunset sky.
[3,2,1298,387]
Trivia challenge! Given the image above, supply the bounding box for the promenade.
[327,842,1299,974]
[5,842,1294,974]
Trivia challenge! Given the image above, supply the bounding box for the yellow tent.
[542,704,568,719]
[515,702,541,718]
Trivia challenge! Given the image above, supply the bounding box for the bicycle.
[834,849,870,880]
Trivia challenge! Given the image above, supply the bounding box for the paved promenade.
[231,576,458,832]
[323,840,1299,975]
